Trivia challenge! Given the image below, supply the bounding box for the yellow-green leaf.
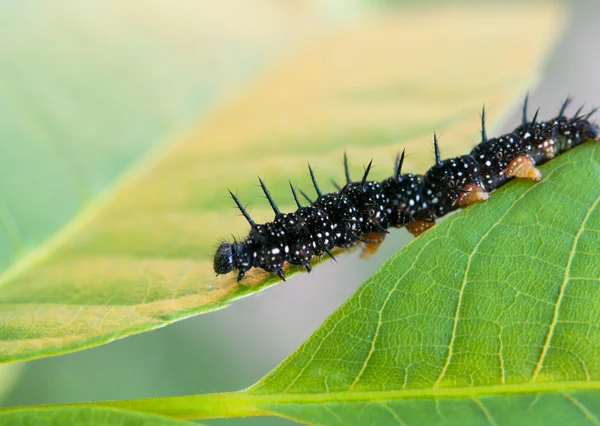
[0,3,565,363]
[0,0,319,273]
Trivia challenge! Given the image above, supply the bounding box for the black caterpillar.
[214,97,599,282]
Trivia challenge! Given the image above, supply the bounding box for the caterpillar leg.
[504,155,542,182]
[457,184,490,207]
[354,234,380,244]
[406,220,435,237]
[359,232,387,259]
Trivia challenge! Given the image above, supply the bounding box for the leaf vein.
[472,397,497,426]
[377,401,407,426]
[562,392,600,426]
[349,238,441,390]
[433,164,568,388]
[530,193,600,382]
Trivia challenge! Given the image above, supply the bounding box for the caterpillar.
[213,97,599,282]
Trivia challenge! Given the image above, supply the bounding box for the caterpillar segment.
[214,97,599,282]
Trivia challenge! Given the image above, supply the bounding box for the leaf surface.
[0,3,564,363]
[0,407,196,426]
[240,142,600,424]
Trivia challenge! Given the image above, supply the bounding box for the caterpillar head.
[213,241,234,275]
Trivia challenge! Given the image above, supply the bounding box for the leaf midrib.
[3,381,598,421]
[244,380,600,403]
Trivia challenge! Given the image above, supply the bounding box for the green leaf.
[243,142,600,424]
[4,121,598,425]
[0,407,196,426]
[0,2,565,363]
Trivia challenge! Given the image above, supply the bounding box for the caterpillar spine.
[213,97,599,282]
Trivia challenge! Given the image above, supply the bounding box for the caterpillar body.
[213,97,599,282]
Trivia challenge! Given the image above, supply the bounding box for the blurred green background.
[1,1,600,425]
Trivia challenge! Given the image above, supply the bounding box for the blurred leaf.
[7,143,599,424]
[0,364,23,401]
[0,0,329,274]
[0,407,196,426]
[0,3,565,363]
